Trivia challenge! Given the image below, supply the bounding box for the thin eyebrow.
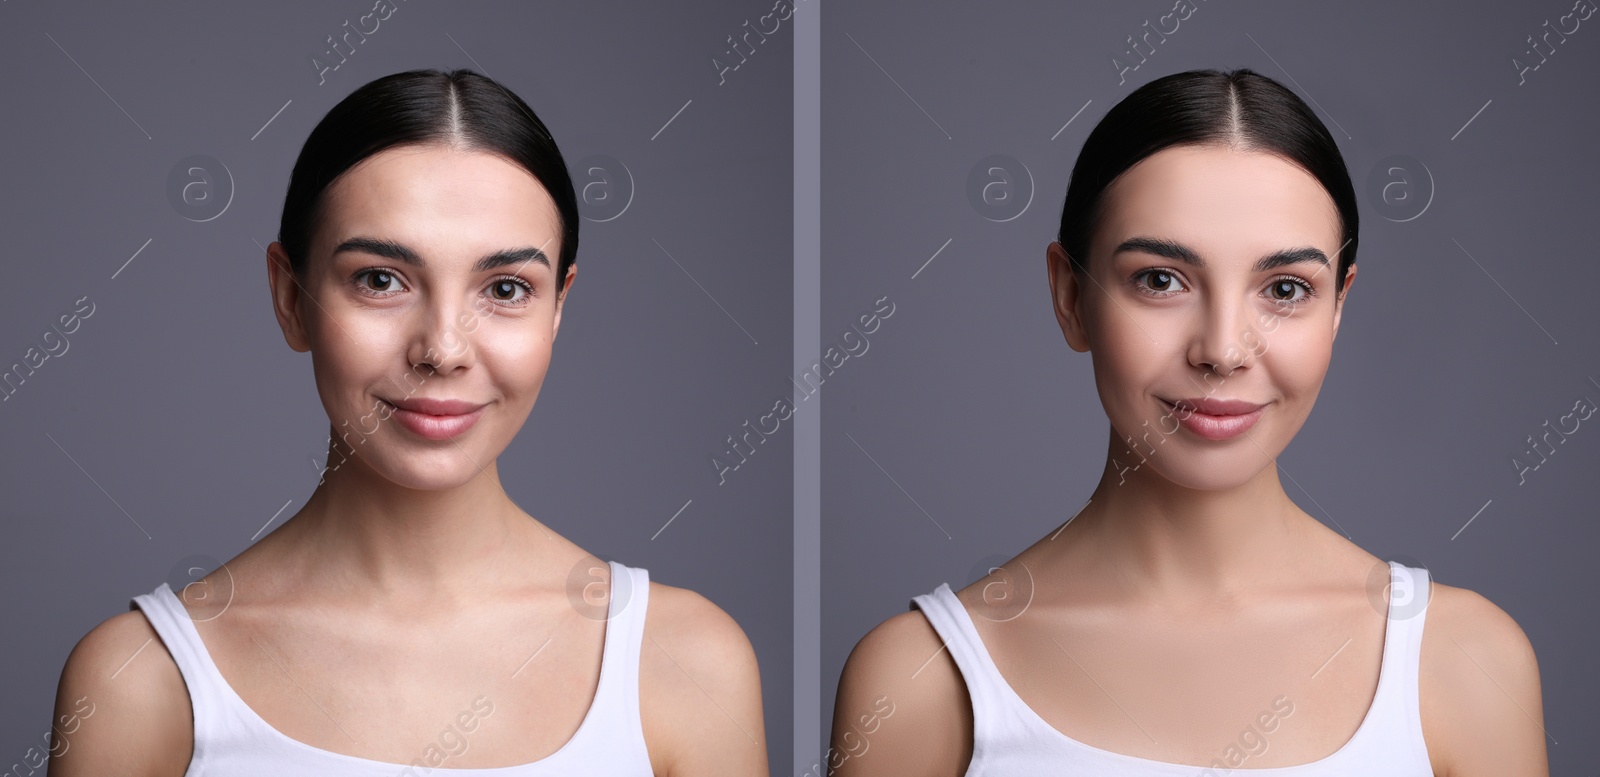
[332,236,551,273]
[1112,236,1329,273]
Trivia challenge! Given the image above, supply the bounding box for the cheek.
[1084,302,1177,417]
[1086,300,1176,380]
[305,306,412,412]
[479,326,555,385]
[312,313,400,376]
[1260,322,1334,396]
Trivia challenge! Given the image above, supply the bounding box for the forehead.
[319,144,561,257]
[1095,144,1341,265]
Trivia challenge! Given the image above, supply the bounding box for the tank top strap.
[1315,559,1433,772]
[1365,560,1434,764]
[593,561,650,721]
[130,582,253,754]
[910,583,1034,746]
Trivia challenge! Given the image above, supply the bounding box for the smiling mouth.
[1159,397,1268,441]
[380,398,487,440]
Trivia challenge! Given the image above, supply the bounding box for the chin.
[391,469,483,492]
[372,452,489,492]
[1141,455,1275,492]
[1112,417,1282,491]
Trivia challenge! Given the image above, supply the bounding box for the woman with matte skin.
[50,69,765,776]
[831,69,1546,776]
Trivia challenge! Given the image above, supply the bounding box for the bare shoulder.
[1419,579,1549,776]
[829,608,970,777]
[641,580,753,653]
[50,608,193,776]
[638,579,766,777]
[639,580,760,693]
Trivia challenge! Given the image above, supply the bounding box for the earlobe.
[1046,242,1091,353]
[265,242,312,353]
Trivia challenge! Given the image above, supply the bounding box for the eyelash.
[1128,268,1317,307]
[350,268,537,307]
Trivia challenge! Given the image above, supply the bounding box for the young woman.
[831,69,1547,776]
[51,69,766,776]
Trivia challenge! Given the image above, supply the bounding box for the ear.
[551,263,577,341]
[1331,263,1356,342]
[1046,242,1091,353]
[266,242,312,353]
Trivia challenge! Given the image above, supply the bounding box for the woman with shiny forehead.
[51,68,765,776]
[831,68,1546,776]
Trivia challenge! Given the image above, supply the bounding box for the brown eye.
[354,269,402,294]
[1134,268,1186,295]
[1265,278,1312,304]
[485,276,534,305]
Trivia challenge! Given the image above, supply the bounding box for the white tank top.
[911,560,1435,775]
[130,560,655,776]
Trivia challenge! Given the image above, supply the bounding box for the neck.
[273,433,540,606]
[1050,425,1311,602]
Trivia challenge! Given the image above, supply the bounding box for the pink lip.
[381,397,487,441]
[1162,397,1267,441]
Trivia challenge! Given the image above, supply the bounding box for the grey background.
[820,0,1597,772]
[0,2,792,775]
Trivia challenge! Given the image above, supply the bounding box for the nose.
[1187,293,1259,378]
[407,296,477,374]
